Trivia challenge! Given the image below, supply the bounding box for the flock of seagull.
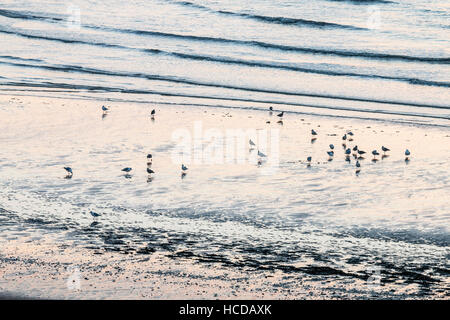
[252,107,411,173]
[63,106,189,185]
[63,105,411,218]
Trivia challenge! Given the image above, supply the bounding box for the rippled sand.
[0,93,449,299]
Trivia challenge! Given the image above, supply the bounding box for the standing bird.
[329,144,335,150]
[181,164,188,171]
[357,150,366,157]
[345,148,351,161]
[63,167,73,178]
[311,129,318,143]
[342,134,347,141]
[147,168,155,182]
[352,145,358,159]
[372,150,380,161]
[381,146,390,154]
[147,153,153,165]
[277,111,284,118]
[347,131,354,141]
[258,150,267,158]
[122,167,132,179]
[249,139,256,149]
[355,160,361,174]
[306,156,312,167]
[150,109,155,120]
[405,149,411,161]
[101,105,109,112]
[90,211,101,218]
[327,151,334,160]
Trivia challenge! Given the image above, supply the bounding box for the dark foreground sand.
[4,235,441,300]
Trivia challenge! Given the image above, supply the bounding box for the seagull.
[101,105,109,112]
[311,129,318,136]
[181,164,188,171]
[63,167,73,175]
[372,150,380,161]
[121,167,132,173]
[381,146,390,154]
[345,149,351,161]
[90,211,101,218]
[329,144,335,150]
[357,150,366,160]
[147,153,153,165]
[277,111,284,118]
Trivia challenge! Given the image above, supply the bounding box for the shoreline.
[0,88,449,128]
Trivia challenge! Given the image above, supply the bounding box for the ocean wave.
[72,27,450,64]
[0,8,62,22]
[2,58,449,107]
[326,0,395,4]
[1,10,448,64]
[1,34,449,89]
[172,1,366,30]
[0,5,364,31]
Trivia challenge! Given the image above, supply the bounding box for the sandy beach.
[0,93,449,299]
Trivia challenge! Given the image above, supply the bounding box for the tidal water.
[0,0,449,298]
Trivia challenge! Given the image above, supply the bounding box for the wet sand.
[0,93,449,299]
[2,234,439,300]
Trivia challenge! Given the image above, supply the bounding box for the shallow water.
[0,96,449,297]
[0,0,449,298]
